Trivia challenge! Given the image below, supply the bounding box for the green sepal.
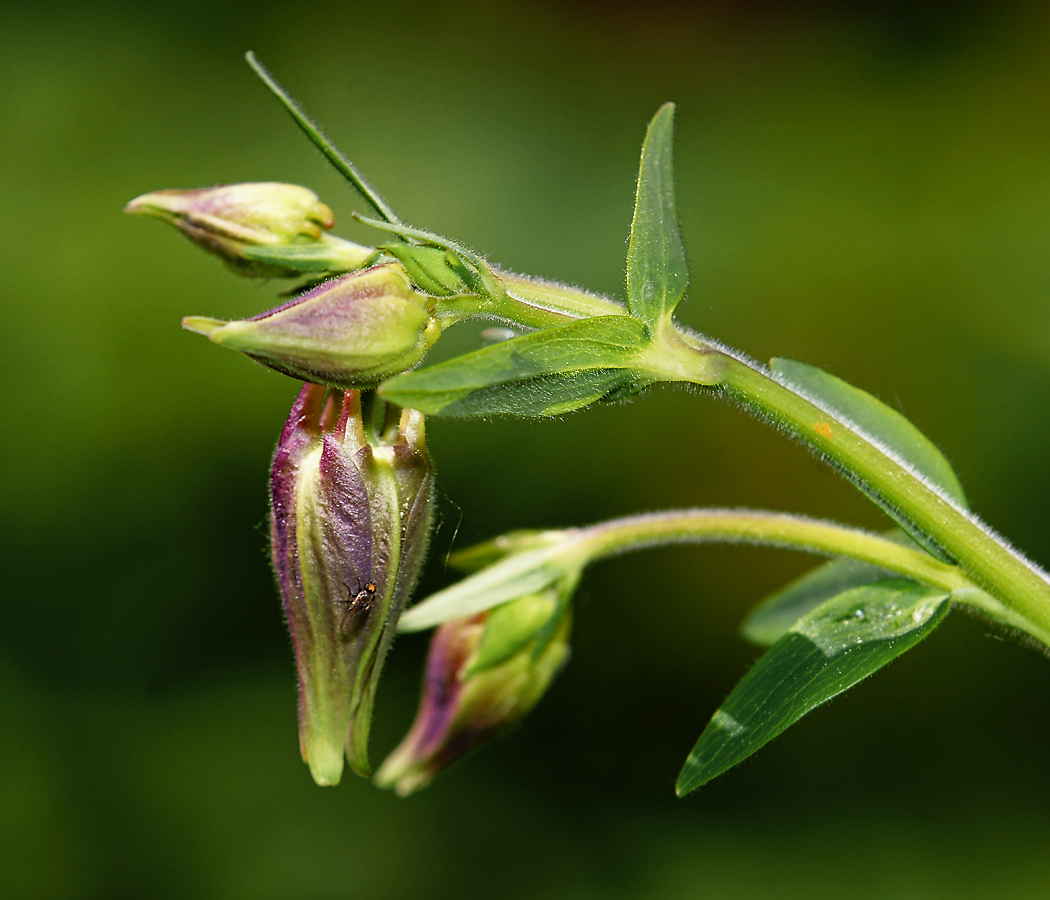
[379,315,654,417]
[677,579,950,796]
[398,544,569,632]
[380,244,470,296]
[352,214,507,302]
[462,590,559,677]
[529,573,578,663]
[771,358,968,560]
[240,238,372,273]
[447,530,565,573]
[741,531,915,646]
[626,103,688,326]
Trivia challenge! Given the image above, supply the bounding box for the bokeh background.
[3,0,1050,897]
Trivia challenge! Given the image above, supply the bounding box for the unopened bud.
[271,383,434,785]
[126,182,371,277]
[375,591,571,796]
[183,264,442,387]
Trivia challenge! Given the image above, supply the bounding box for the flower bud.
[375,591,571,796]
[271,383,434,785]
[183,264,443,387]
[125,182,371,277]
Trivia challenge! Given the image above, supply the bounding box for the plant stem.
[576,509,971,594]
[663,341,1050,638]
[433,270,628,331]
[441,273,1050,639]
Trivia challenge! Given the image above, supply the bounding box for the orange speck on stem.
[814,422,834,438]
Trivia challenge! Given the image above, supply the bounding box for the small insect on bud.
[375,590,571,796]
[182,263,443,388]
[125,182,371,277]
[271,383,434,785]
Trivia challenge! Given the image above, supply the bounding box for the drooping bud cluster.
[126,162,591,794]
[271,383,434,785]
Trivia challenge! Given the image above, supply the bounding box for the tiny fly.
[338,580,377,635]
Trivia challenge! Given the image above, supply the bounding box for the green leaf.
[771,358,968,559]
[626,103,688,325]
[676,579,950,796]
[741,531,917,646]
[397,546,568,633]
[245,52,402,227]
[741,557,897,646]
[380,316,654,417]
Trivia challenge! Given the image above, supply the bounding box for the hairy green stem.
[576,509,971,594]
[428,269,1050,639]
[655,334,1050,638]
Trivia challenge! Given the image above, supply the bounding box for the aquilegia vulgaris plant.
[127,53,1050,797]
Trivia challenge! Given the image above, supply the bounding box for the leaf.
[740,531,916,646]
[397,546,567,633]
[741,557,897,646]
[245,52,402,227]
[379,316,653,417]
[771,358,968,560]
[676,579,950,796]
[626,103,688,326]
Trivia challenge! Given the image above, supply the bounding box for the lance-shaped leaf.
[379,316,654,417]
[677,579,950,796]
[626,102,688,326]
[741,530,916,646]
[771,358,968,560]
[741,556,897,646]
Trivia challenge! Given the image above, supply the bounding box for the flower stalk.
[399,507,1049,650]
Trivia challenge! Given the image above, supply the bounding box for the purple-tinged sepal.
[375,589,572,796]
[183,264,442,388]
[271,383,434,785]
[125,182,372,277]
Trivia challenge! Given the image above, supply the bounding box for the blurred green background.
[3,0,1050,897]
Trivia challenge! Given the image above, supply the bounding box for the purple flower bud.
[375,592,571,796]
[125,182,371,277]
[182,264,442,388]
[271,383,434,784]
